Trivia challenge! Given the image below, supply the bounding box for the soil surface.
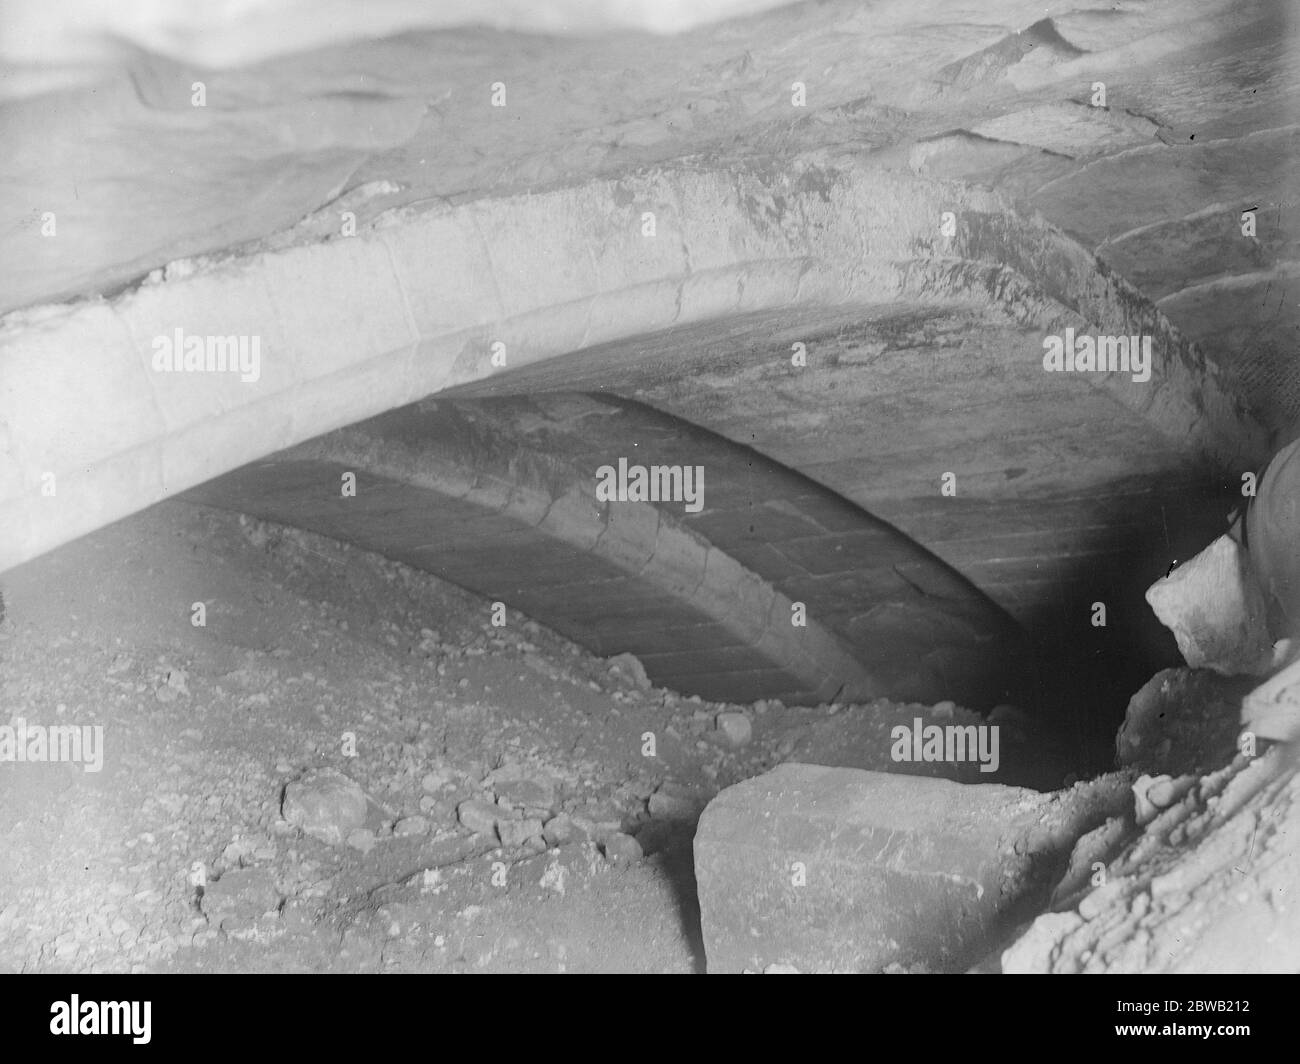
[0,499,1066,973]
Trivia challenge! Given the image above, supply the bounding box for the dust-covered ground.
[0,500,1067,974]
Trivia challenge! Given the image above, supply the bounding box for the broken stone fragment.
[1144,534,1273,676]
[694,763,1054,973]
[606,651,652,691]
[281,769,368,846]
[487,763,557,811]
[456,798,506,837]
[497,817,545,848]
[542,813,575,847]
[393,814,430,837]
[1131,773,1196,827]
[420,768,453,792]
[601,832,643,865]
[571,798,625,838]
[220,837,256,869]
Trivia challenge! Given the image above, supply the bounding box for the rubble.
[1000,749,1300,973]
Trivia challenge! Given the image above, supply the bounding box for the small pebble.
[602,832,643,865]
[716,711,752,747]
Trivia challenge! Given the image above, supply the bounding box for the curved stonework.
[187,412,884,705]
[0,158,1268,576]
[185,392,1036,705]
[2,0,1297,980]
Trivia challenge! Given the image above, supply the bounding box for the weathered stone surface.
[497,817,545,848]
[1145,534,1273,676]
[457,799,506,837]
[1131,773,1197,827]
[542,813,576,847]
[606,652,652,691]
[999,912,1083,974]
[393,815,430,837]
[202,867,282,930]
[1049,814,1133,909]
[602,832,643,865]
[281,769,368,846]
[1001,748,1300,974]
[421,768,453,792]
[1116,668,1254,776]
[1241,656,1300,743]
[488,764,557,812]
[693,763,1050,973]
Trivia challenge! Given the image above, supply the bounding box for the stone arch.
[0,156,1267,575]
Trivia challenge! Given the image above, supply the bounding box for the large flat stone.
[693,763,1052,973]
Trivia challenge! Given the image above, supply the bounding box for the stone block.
[694,763,1048,973]
[1144,534,1273,676]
